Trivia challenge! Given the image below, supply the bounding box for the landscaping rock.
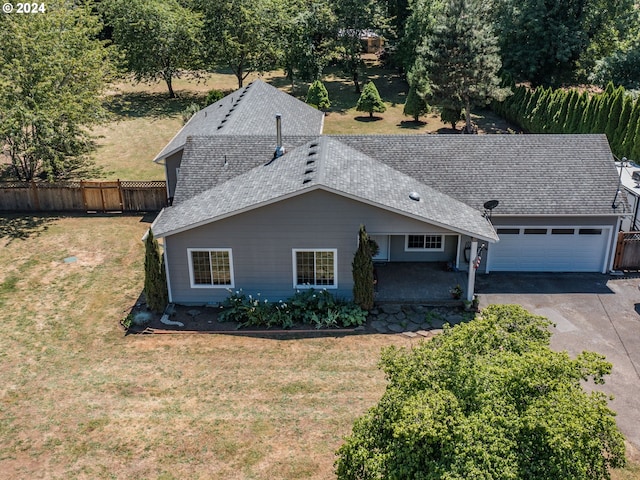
[187,309,201,317]
[381,304,401,315]
[405,321,421,332]
[446,314,464,324]
[416,330,432,338]
[354,325,366,331]
[387,323,405,333]
[408,313,424,324]
[402,331,418,338]
[375,313,389,322]
[427,317,447,329]
[370,320,389,333]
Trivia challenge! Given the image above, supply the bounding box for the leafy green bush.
[218,288,367,329]
[204,88,225,105]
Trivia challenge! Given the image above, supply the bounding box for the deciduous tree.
[194,0,286,89]
[103,0,202,98]
[0,0,112,181]
[336,304,626,480]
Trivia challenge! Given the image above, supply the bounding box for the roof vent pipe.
[274,114,285,158]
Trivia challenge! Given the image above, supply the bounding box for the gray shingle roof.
[152,137,498,241]
[332,134,619,216]
[152,80,324,162]
[172,135,318,204]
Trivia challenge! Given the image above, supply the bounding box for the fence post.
[30,180,40,211]
[117,179,125,212]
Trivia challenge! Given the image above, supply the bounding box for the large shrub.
[336,304,625,480]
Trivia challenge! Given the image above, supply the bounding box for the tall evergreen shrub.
[352,225,374,311]
[144,230,168,313]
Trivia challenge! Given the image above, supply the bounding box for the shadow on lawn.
[355,116,383,122]
[105,91,206,120]
[398,120,427,130]
[0,214,58,243]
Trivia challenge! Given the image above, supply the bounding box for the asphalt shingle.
[152,137,498,242]
[152,80,324,163]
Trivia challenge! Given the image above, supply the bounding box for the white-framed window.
[404,234,444,252]
[292,249,337,289]
[187,248,234,288]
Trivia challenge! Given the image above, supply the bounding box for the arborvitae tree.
[595,91,614,133]
[403,84,430,121]
[523,87,544,132]
[415,0,509,133]
[562,90,579,131]
[570,92,589,133]
[586,95,602,133]
[622,99,640,156]
[144,230,169,314]
[352,225,374,311]
[630,114,640,161]
[613,95,633,151]
[552,90,570,133]
[306,80,331,111]
[605,87,624,143]
[356,81,386,118]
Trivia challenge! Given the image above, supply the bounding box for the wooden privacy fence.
[614,231,640,270]
[0,180,168,213]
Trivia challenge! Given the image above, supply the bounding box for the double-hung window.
[405,234,444,251]
[188,248,234,288]
[293,249,337,288]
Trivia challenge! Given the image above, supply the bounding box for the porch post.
[467,238,478,301]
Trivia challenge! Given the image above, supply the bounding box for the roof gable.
[152,137,498,242]
[153,80,324,162]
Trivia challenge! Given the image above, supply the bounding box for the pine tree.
[306,80,331,111]
[356,81,386,118]
[144,230,169,314]
[352,225,374,311]
[441,107,462,129]
[414,0,509,133]
[403,84,429,121]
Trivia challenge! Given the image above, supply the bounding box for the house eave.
[153,185,497,243]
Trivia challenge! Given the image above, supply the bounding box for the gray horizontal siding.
[165,151,182,201]
[165,189,459,304]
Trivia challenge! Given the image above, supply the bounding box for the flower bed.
[218,289,367,329]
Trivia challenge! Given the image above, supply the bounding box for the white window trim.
[404,234,445,252]
[187,248,235,289]
[292,248,338,289]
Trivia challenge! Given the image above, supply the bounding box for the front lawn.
[0,214,407,479]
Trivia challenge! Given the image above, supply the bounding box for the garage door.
[488,227,610,272]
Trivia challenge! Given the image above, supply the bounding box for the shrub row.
[217,288,367,329]
[493,82,640,161]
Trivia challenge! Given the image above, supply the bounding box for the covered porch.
[374,262,471,303]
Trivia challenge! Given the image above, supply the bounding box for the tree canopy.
[103,0,203,98]
[0,0,112,181]
[414,0,509,133]
[335,304,625,480]
[193,0,286,89]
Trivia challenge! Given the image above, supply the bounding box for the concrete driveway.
[477,273,640,450]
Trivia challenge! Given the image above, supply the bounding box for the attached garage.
[488,226,613,273]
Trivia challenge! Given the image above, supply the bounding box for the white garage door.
[488,227,610,272]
